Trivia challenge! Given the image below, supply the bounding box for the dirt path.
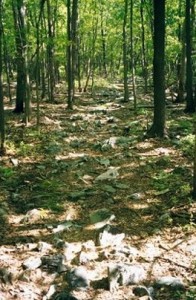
[0,92,195,299]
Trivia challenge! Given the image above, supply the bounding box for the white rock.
[95,167,119,181]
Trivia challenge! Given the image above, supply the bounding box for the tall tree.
[176,0,186,103]
[147,0,166,137]
[140,0,148,93]
[0,0,5,154]
[184,0,195,112]
[122,0,129,102]
[130,0,137,110]
[46,0,57,103]
[66,0,79,109]
[12,0,27,114]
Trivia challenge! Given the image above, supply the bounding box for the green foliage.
[179,134,194,157]
[18,141,35,156]
[0,166,15,179]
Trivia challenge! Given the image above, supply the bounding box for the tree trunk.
[3,32,13,103]
[67,0,73,109]
[12,0,27,114]
[66,0,78,108]
[46,0,55,102]
[0,0,5,154]
[122,0,129,102]
[176,2,186,103]
[35,0,46,132]
[71,0,78,97]
[184,0,195,112]
[140,0,148,93]
[130,0,137,111]
[193,117,196,198]
[100,8,107,77]
[147,0,166,137]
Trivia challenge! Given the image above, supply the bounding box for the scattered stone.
[142,243,160,261]
[79,250,98,264]
[154,276,185,290]
[103,137,118,148]
[23,257,42,270]
[81,174,94,184]
[129,193,143,200]
[43,284,56,300]
[108,263,146,291]
[85,214,115,230]
[79,241,98,264]
[68,266,90,289]
[95,167,119,181]
[0,268,12,284]
[98,225,125,247]
[25,243,37,251]
[22,209,44,223]
[138,296,150,300]
[53,221,73,233]
[64,242,82,262]
[187,244,196,255]
[37,241,53,253]
[41,254,64,272]
[10,158,19,166]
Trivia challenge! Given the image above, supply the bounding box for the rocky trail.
[0,87,195,299]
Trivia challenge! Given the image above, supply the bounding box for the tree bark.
[0,0,5,154]
[67,0,73,109]
[184,0,195,112]
[12,0,27,114]
[46,0,55,102]
[66,0,78,108]
[122,0,129,102]
[147,0,166,137]
[130,0,137,110]
[140,0,148,93]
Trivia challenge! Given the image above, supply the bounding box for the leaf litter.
[0,88,195,300]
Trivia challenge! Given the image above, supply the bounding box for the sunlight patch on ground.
[138,147,177,156]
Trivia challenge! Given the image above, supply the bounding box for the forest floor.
[0,82,195,300]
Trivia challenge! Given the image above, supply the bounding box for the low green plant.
[0,166,15,179]
[179,134,194,157]
[18,141,34,156]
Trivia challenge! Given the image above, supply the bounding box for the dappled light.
[0,0,195,299]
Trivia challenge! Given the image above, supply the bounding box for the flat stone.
[129,193,143,200]
[154,276,185,290]
[23,257,42,270]
[95,167,119,181]
[98,225,125,247]
[108,263,146,291]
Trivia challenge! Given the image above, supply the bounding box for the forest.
[0,0,195,299]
